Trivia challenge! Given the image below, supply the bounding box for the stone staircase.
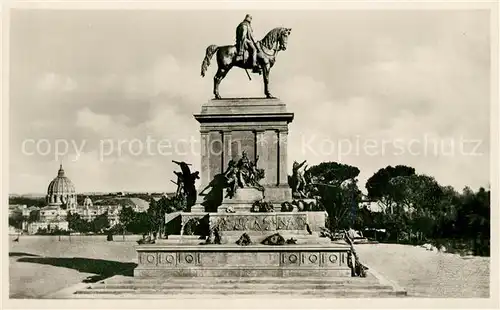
[59,274,406,298]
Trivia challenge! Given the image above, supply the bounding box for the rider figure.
[236,14,261,74]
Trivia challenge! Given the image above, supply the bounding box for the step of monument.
[82,275,394,294]
[90,282,387,289]
[220,230,319,235]
[156,239,333,245]
[103,276,380,286]
[64,272,407,298]
[157,232,332,245]
[72,287,402,297]
[89,282,393,291]
[163,231,324,238]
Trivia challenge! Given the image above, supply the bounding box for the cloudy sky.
[9,9,490,194]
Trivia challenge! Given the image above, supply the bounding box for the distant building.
[21,206,39,217]
[46,164,77,212]
[129,197,149,213]
[107,205,121,227]
[8,204,26,216]
[19,164,149,234]
[40,206,67,222]
[27,221,69,235]
[23,164,74,234]
[75,197,122,224]
[83,196,93,208]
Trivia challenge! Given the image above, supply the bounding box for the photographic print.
[2,1,497,308]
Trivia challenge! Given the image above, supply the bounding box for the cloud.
[275,36,490,192]
[75,107,132,137]
[9,10,490,194]
[36,72,77,92]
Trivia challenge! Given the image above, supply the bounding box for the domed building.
[46,164,77,212]
[25,163,127,234]
[83,196,93,208]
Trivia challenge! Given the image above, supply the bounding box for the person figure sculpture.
[236,151,251,187]
[291,160,308,198]
[224,159,238,198]
[172,160,200,208]
[235,14,261,74]
[248,155,264,192]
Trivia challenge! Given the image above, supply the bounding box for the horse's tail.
[201,45,219,77]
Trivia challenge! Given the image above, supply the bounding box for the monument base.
[58,273,407,298]
[263,185,292,204]
[172,211,328,237]
[191,186,292,213]
[133,244,352,278]
[219,188,263,212]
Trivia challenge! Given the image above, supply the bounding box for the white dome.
[46,164,77,207]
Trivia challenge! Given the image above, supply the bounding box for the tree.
[432,186,460,238]
[379,174,442,242]
[67,211,91,233]
[67,211,80,231]
[9,212,24,230]
[9,196,45,208]
[119,206,136,233]
[146,195,186,238]
[389,174,442,213]
[365,165,415,214]
[91,212,110,233]
[305,162,360,187]
[455,187,490,255]
[306,162,363,231]
[147,199,163,237]
[27,209,41,223]
[127,212,152,235]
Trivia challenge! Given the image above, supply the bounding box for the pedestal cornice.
[194,98,294,124]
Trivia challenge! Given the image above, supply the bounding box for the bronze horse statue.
[201,27,292,99]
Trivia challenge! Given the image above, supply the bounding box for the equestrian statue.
[201,14,292,99]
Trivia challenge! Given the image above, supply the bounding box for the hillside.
[9,196,46,208]
[93,197,150,208]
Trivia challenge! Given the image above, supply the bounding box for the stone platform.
[158,232,333,245]
[219,188,264,212]
[51,272,407,298]
[133,244,352,278]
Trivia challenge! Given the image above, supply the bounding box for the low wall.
[134,244,352,278]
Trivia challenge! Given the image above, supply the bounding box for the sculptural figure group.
[289,160,313,199]
[224,151,264,198]
[172,160,200,208]
[197,151,265,200]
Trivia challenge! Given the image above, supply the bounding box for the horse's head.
[279,28,292,51]
[260,27,292,53]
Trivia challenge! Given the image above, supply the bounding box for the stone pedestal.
[192,98,294,211]
[134,244,352,278]
[219,188,263,212]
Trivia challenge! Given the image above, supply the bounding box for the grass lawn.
[8,237,490,298]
